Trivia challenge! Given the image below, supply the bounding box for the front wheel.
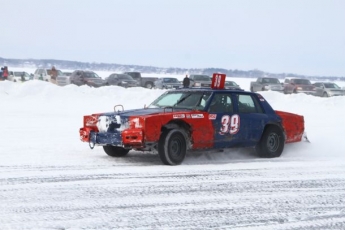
[103,146,130,157]
[158,129,187,165]
[256,126,285,158]
[145,82,153,89]
[323,92,329,97]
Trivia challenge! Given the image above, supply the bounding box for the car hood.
[86,78,105,84]
[100,107,191,118]
[263,83,281,85]
[328,88,345,92]
[122,80,138,84]
[56,75,69,79]
[164,82,182,86]
[296,85,314,90]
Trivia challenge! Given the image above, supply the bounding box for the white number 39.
[219,114,240,135]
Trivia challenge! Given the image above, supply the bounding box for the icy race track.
[1,152,345,229]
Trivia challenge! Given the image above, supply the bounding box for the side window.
[284,79,290,83]
[238,94,262,114]
[209,93,233,113]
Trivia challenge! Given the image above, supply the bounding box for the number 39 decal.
[219,114,240,135]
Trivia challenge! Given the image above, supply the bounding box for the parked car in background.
[189,74,212,87]
[225,81,243,90]
[123,72,158,89]
[250,77,284,93]
[313,82,345,97]
[105,73,139,87]
[8,71,31,82]
[33,68,69,85]
[33,68,52,81]
[54,70,71,86]
[283,78,316,95]
[63,72,72,76]
[70,70,106,88]
[154,77,182,89]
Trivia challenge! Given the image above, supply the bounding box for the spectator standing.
[50,66,58,84]
[2,66,9,80]
[183,74,190,88]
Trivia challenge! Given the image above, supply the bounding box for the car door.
[107,75,115,85]
[73,71,84,86]
[284,79,292,93]
[207,92,240,148]
[233,93,268,147]
[254,78,263,91]
[313,83,322,96]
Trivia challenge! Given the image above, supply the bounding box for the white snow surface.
[1,69,345,229]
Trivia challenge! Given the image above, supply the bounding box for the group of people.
[0,66,58,82]
[0,66,9,80]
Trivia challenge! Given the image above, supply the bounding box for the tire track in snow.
[0,161,345,229]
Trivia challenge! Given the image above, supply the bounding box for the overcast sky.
[1,0,345,76]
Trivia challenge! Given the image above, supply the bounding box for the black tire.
[323,92,328,97]
[158,129,187,165]
[145,82,153,89]
[103,146,130,157]
[256,126,285,158]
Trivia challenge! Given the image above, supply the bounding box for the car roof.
[172,87,245,93]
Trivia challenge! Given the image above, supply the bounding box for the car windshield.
[163,78,178,83]
[148,91,212,110]
[118,74,133,80]
[263,78,280,84]
[292,79,311,85]
[324,83,340,89]
[84,72,100,78]
[225,81,239,86]
[194,75,211,81]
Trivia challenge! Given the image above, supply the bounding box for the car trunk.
[275,110,305,143]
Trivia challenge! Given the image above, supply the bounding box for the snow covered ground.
[1,69,345,229]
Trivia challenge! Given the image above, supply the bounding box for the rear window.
[193,75,210,81]
[237,94,263,114]
[263,78,280,84]
[292,79,311,85]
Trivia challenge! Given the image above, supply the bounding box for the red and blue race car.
[79,74,305,165]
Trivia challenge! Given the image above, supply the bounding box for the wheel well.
[145,81,153,86]
[262,123,285,141]
[161,120,192,148]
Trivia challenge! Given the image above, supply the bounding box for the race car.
[79,74,306,165]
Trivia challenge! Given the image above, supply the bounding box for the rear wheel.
[256,126,284,158]
[103,146,130,157]
[158,129,187,165]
